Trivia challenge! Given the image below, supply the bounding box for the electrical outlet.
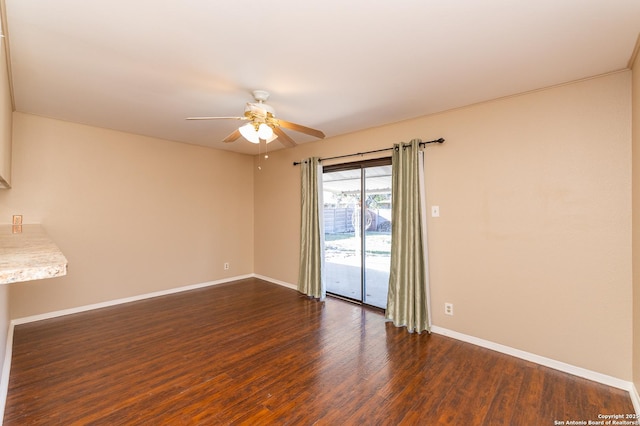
[431,206,440,217]
[224,262,230,270]
[12,215,22,225]
[444,303,454,316]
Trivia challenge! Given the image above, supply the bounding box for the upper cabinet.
[0,13,11,189]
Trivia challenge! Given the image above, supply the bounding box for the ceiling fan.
[186,90,325,147]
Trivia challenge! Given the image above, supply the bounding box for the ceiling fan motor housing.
[246,90,276,116]
[252,90,270,102]
[245,102,276,116]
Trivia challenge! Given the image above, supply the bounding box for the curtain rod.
[292,138,444,166]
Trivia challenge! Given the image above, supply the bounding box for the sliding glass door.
[322,159,392,309]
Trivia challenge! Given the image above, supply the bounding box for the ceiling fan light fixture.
[239,123,260,143]
[257,123,274,140]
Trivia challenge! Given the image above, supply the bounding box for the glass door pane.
[323,168,362,301]
[363,165,392,308]
[323,159,392,309]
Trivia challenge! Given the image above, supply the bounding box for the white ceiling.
[2,1,640,155]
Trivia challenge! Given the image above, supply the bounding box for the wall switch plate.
[431,206,440,217]
[12,215,22,225]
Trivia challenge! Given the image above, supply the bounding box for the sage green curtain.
[298,157,325,300]
[386,139,430,333]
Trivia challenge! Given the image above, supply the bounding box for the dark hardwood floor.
[3,278,635,425]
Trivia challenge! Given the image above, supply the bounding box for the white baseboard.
[0,321,14,425]
[9,273,296,327]
[431,326,636,397]
[252,274,297,290]
[631,383,640,418]
[11,274,293,327]
[12,274,253,325]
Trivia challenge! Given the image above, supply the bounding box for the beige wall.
[0,13,11,386]
[0,113,255,318]
[0,28,11,187]
[632,44,640,393]
[255,71,633,380]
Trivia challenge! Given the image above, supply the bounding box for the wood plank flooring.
[3,278,635,425]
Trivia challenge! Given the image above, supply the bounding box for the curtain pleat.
[298,157,325,300]
[386,139,430,333]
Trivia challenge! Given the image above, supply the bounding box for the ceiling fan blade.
[276,119,325,139]
[186,116,246,121]
[273,127,297,148]
[223,128,242,143]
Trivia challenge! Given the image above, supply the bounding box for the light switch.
[431,206,440,217]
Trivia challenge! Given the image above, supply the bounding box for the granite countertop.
[0,224,68,284]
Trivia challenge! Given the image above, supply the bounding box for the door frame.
[323,157,392,308]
